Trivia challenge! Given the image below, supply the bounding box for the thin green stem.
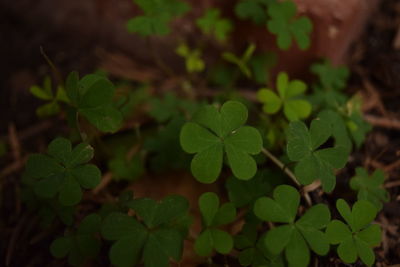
[261,147,312,206]
[261,148,299,186]
[75,112,86,142]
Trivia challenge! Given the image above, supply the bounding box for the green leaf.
[211,228,234,254]
[25,138,100,206]
[50,214,101,266]
[50,237,72,258]
[213,203,236,226]
[350,168,389,210]
[285,229,309,267]
[199,192,220,227]
[253,185,299,223]
[109,236,147,267]
[337,237,357,263]
[355,237,375,266]
[356,224,381,247]
[235,0,270,25]
[310,60,349,90]
[195,229,213,256]
[180,101,262,182]
[296,204,330,229]
[259,72,311,121]
[127,0,189,36]
[325,220,351,244]
[328,199,381,266]
[267,1,313,50]
[265,224,294,254]
[196,8,233,41]
[287,119,348,192]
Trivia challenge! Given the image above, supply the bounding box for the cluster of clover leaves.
[21,0,390,266]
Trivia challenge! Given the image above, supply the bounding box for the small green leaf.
[267,1,313,50]
[265,224,294,254]
[350,168,389,210]
[355,238,375,266]
[325,220,351,244]
[50,237,72,258]
[254,185,299,223]
[199,192,219,227]
[196,8,233,41]
[211,228,234,254]
[180,101,262,182]
[285,229,309,267]
[337,237,357,263]
[259,72,311,121]
[195,229,213,256]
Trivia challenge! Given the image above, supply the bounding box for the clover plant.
[254,185,331,267]
[235,0,272,25]
[350,167,389,210]
[196,8,233,42]
[180,101,263,182]
[286,119,348,192]
[195,192,236,256]
[101,195,190,267]
[50,214,101,266]
[30,75,69,117]
[18,0,387,266]
[257,72,311,121]
[326,199,381,266]
[267,0,313,50]
[25,137,101,206]
[126,0,189,36]
[65,72,123,133]
[176,43,205,73]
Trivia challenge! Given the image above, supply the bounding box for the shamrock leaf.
[257,72,311,121]
[311,60,349,91]
[101,195,190,267]
[254,185,331,267]
[65,72,123,133]
[326,199,381,266]
[127,0,190,36]
[350,168,389,210]
[176,43,205,73]
[25,137,101,206]
[196,8,233,42]
[50,214,101,266]
[286,119,348,192]
[267,0,313,50]
[235,0,272,25]
[180,101,263,183]
[195,192,236,256]
[30,76,69,117]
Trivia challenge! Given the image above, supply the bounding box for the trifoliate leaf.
[311,60,349,91]
[325,199,381,266]
[180,101,263,183]
[102,194,190,267]
[350,168,389,210]
[196,8,233,42]
[25,137,100,206]
[65,72,123,133]
[176,44,205,73]
[50,214,101,266]
[286,119,348,192]
[267,1,313,50]
[195,192,236,256]
[235,0,272,25]
[127,0,189,36]
[254,185,331,267]
[258,72,311,121]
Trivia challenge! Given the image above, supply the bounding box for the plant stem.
[261,148,299,185]
[261,147,312,206]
